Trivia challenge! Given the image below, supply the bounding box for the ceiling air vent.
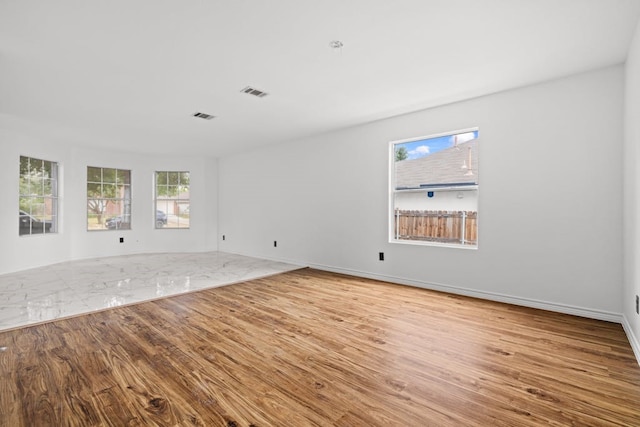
[193,112,215,120]
[241,86,268,98]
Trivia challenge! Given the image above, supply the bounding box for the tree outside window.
[87,167,131,230]
[19,156,58,236]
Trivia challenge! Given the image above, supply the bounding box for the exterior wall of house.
[219,65,624,320]
[623,19,640,360]
[0,131,219,274]
[394,190,478,212]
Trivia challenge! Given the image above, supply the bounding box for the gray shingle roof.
[395,139,478,189]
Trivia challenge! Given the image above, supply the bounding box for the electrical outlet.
[379,252,384,261]
[119,237,124,243]
[222,235,225,241]
[274,241,277,247]
[636,295,639,315]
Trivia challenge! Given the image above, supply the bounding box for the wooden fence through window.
[394,210,477,245]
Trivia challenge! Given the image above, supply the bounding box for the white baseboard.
[307,262,623,324]
[622,316,640,367]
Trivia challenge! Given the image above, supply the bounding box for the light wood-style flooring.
[1,268,639,426]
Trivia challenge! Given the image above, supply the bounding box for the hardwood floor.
[1,268,639,426]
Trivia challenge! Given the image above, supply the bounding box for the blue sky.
[397,130,478,160]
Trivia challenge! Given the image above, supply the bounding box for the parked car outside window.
[104,210,167,229]
[19,210,52,235]
[155,210,167,228]
[104,215,129,230]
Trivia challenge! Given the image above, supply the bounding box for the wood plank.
[0,268,639,426]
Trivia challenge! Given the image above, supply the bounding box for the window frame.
[86,166,132,231]
[389,127,479,249]
[154,171,190,230]
[19,155,59,236]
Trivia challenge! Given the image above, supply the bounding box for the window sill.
[389,239,478,250]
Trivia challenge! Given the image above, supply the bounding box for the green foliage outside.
[86,167,131,225]
[156,171,190,197]
[19,156,55,219]
[395,146,408,162]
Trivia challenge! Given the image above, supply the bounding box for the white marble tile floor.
[0,252,302,332]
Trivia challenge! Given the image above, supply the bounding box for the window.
[19,156,59,236]
[390,129,479,247]
[87,167,131,231]
[155,171,190,229]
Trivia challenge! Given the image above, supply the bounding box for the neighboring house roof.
[395,139,478,189]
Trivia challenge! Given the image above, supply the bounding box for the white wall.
[623,20,640,360]
[0,131,219,274]
[219,66,624,320]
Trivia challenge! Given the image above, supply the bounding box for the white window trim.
[19,155,59,236]
[388,127,479,249]
[154,171,190,230]
[86,166,132,231]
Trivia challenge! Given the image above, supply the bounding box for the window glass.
[155,171,190,229]
[391,129,478,247]
[19,156,59,236]
[87,166,132,230]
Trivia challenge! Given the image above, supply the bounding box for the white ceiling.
[2,0,640,157]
